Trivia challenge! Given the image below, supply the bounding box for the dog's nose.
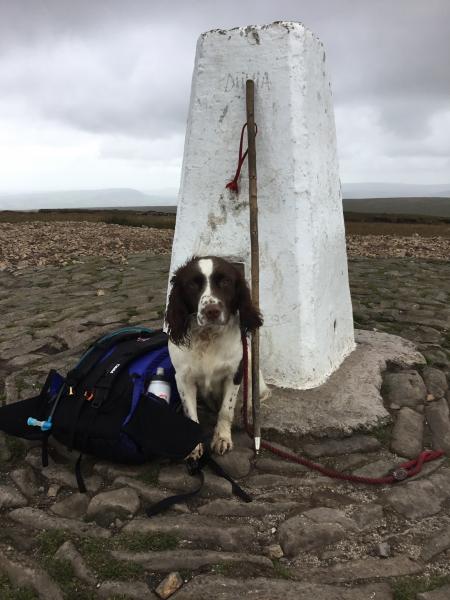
[204,304,222,321]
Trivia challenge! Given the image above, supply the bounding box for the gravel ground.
[0,221,449,271]
[346,233,450,260]
[0,221,173,271]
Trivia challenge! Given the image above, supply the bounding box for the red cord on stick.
[226,123,257,193]
[241,334,444,485]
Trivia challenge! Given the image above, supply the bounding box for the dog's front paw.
[186,443,204,461]
[211,433,233,455]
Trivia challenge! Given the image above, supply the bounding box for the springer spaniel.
[165,256,264,459]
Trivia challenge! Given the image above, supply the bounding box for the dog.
[165,255,264,458]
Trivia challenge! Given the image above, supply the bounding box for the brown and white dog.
[165,256,265,458]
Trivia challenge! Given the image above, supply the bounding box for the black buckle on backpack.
[91,395,103,409]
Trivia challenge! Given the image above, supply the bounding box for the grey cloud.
[0,0,449,171]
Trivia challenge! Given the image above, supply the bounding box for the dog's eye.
[187,278,201,291]
[219,277,232,288]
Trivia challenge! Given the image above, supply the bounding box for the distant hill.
[342,197,450,218]
[0,188,177,211]
[1,184,450,217]
[342,183,450,199]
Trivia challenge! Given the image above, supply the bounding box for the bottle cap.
[150,367,169,382]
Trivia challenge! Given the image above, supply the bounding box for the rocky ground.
[0,248,450,599]
[0,222,173,271]
[1,221,450,271]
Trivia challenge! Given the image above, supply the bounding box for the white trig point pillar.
[169,22,355,389]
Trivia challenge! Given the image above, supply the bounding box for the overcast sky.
[0,0,449,197]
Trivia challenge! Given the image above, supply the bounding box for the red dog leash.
[241,334,444,484]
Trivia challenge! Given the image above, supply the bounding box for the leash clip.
[392,467,408,481]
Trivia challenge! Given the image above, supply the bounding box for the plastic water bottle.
[147,367,171,404]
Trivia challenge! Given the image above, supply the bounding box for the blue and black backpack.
[0,326,251,512]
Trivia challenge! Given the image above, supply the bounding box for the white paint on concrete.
[168,22,355,389]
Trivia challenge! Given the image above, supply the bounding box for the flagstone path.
[0,253,449,600]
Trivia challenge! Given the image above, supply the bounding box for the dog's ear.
[165,273,191,346]
[235,272,263,334]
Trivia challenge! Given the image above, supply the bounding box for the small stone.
[426,394,435,402]
[96,289,105,296]
[10,467,39,498]
[383,370,427,408]
[55,540,96,585]
[384,479,443,519]
[375,542,391,558]
[425,398,450,453]
[267,544,284,559]
[51,493,90,519]
[0,484,28,509]
[211,448,253,479]
[47,484,60,498]
[390,407,424,458]
[422,366,448,399]
[87,487,140,527]
[155,572,184,599]
[278,514,350,556]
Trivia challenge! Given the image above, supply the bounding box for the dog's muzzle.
[198,300,226,326]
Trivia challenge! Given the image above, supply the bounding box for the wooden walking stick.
[246,79,261,453]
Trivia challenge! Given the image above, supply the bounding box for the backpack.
[0,326,251,511]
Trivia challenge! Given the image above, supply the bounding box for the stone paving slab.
[296,554,423,583]
[172,575,394,600]
[111,549,273,571]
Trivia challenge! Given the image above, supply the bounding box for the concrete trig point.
[169,21,355,390]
